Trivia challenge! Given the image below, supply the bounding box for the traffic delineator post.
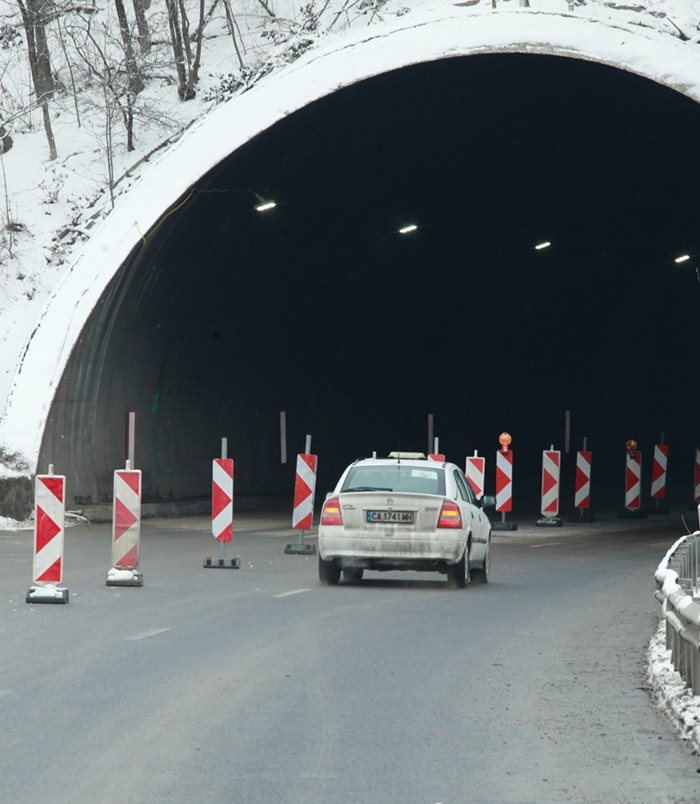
[492,433,517,531]
[570,448,594,522]
[465,452,485,500]
[107,462,143,587]
[649,442,669,515]
[26,466,69,604]
[204,438,240,569]
[692,448,700,509]
[618,440,646,519]
[427,437,445,463]
[286,435,317,555]
[536,447,562,527]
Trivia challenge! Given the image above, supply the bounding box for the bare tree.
[113,0,144,94]
[67,12,138,156]
[165,0,204,100]
[16,0,57,159]
[131,0,151,53]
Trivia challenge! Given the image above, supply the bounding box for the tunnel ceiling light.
[674,254,691,263]
[255,200,277,212]
[534,241,552,251]
[399,224,418,235]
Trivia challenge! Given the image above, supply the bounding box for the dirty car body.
[317,456,492,587]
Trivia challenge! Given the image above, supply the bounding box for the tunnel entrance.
[40,53,700,507]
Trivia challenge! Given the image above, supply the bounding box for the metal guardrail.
[654,514,700,696]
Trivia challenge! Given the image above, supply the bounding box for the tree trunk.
[40,100,57,160]
[177,0,193,68]
[17,0,57,159]
[132,0,151,53]
[184,0,205,99]
[114,0,144,95]
[222,0,244,69]
[165,0,190,99]
[0,123,13,154]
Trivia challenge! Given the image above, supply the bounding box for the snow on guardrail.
[649,508,700,750]
[654,506,700,696]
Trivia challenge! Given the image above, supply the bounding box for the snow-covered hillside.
[0,0,698,441]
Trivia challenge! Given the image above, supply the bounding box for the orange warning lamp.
[625,439,637,456]
[498,432,512,451]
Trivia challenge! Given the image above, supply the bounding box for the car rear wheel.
[471,541,490,584]
[342,568,364,583]
[446,548,469,589]
[319,555,341,585]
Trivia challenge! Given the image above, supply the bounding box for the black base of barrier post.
[648,502,669,515]
[106,568,144,587]
[492,521,518,531]
[26,585,69,604]
[536,515,562,527]
[492,511,517,531]
[204,557,240,569]
[284,542,316,555]
[284,527,316,555]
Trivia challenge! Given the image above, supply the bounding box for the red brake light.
[437,500,462,529]
[321,497,343,526]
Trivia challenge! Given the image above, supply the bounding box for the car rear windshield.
[341,465,445,496]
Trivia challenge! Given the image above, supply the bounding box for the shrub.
[0,476,33,521]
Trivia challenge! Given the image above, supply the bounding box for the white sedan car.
[317,454,493,588]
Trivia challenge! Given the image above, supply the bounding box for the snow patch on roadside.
[0,515,31,532]
[647,620,700,754]
[0,510,88,532]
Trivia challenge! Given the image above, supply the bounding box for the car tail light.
[321,497,343,526]
[437,500,462,529]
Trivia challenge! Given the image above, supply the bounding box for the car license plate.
[366,510,415,524]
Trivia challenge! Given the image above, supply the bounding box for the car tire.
[342,568,364,583]
[319,555,341,585]
[471,538,491,584]
[446,548,469,589]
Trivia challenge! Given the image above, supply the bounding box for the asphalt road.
[1,512,699,804]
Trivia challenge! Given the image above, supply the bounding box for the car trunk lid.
[337,492,444,532]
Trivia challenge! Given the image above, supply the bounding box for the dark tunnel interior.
[41,53,700,507]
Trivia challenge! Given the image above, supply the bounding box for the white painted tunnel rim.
[1,9,699,468]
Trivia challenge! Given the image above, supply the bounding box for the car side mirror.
[480,495,496,509]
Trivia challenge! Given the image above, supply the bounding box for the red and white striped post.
[693,448,700,507]
[106,462,143,586]
[26,466,69,604]
[537,447,562,527]
[650,440,669,514]
[285,435,317,555]
[428,437,445,463]
[619,440,645,518]
[465,452,486,500]
[493,432,517,531]
[204,438,240,568]
[126,409,136,467]
[573,445,594,522]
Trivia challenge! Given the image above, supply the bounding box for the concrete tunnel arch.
[1,9,699,507]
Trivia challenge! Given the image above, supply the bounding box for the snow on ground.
[0,515,30,530]
[648,620,700,754]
